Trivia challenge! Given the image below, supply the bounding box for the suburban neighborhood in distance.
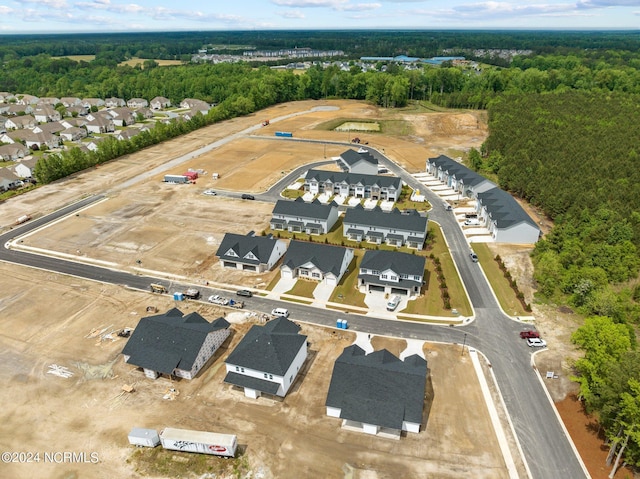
[1,27,639,479]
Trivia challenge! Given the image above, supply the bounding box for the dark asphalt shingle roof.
[476,188,539,229]
[282,240,352,277]
[339,149,378,167]
[223,372,281,395]
[427,155,495,188]
[359,250,425,277]
[216,232,280,265]
[225,317,307,376]
[305,169,401,190]
[343,205,427,234]
[122,309,230,375]
[325,345,427,429]
[272,198,337,221]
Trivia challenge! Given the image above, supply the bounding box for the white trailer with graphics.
[159,427,237,458]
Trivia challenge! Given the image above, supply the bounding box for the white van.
[271,308,290,318]
[386,296,401,311]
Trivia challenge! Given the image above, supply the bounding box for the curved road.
[0,128,587,479]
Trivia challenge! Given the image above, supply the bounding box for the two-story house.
[108,107,137,127]
[122,308,230,380]
[270,198,339,235]
[343,205,427,250]
[304,169,402,202]
[281,240,353,286]
[336,149,378,175]
[150,96,171,110]
[224,317,307,399]
[358,250,425,297]
[216,231,287,272]
[126,98,148,109]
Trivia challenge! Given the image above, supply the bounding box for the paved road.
[0,141,587,479]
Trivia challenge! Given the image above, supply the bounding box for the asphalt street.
[0,140,587,479]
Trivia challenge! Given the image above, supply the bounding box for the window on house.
[312,272,320,278]
[381,274,388,279]
[400,274,408,279]
[290,375,293,382]
[235,366,240,372]
[269,374,273,380]
[264,373,268,379]
[390,276,398,281]
[372,270,380,275]
[241,368,245,373]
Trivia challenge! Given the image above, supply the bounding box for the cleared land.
[0,100,517,478]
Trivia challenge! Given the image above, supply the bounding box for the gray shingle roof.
[339,149,378,167]
[305,169,401,190]
[216,232,280,265]
[282,240,351,276]
[343,204,427,234]
[427,155,495,189]
[272,198,337,221]
[223,372,281,394]
[225,317,307,376]
[325,345,427,429]
[477,188,539,229]
[121,308,229,374]
[359,249,425,277]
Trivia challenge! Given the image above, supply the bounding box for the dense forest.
[2,30,640,469]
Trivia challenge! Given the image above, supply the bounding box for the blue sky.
[0,0,639,33]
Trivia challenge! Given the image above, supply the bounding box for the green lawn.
[265,271,281,291]
[284,279,318,298]
[473,243,528,316]
[281,189,305,199]
[329,255,367,308]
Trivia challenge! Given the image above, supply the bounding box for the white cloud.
[21,0,69,8]
[578,0,640,7]
[281,9,306,17]
[339,3,382,11]
[272,0,348,7]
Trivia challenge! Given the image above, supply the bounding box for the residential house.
[426,155,540,243]
[16,94,39,106]
[107,107,136,127]
[0,168,22,191]
[127,98,148,109]
[121,308,231,380]
[60,97,82,108]
[180,99,210,115]
[270,198,339,235]
[60,118,88,129]
[343,205,428,249]
[281,240,353,286]
[66,105,89,117]
[150,96,171,110]
[358,249,425,296]
[59,127,88,142]
[33,105,62,123]
[85,115,115,134]
[105,97,126,108]
[81,98,105,109]
[11,157,38,178]
[0,116,6,134]
[224,317,307,398]
[1,104,33,116]
[21,131,61,150]
[115,128,141,141]
[84,137,106,152]
[0,143,29,161]
[215,231,287,272]
[135,107,154,120]
[304,169,402,202]
[5,115,36,130]
[337,149,378,175]
[0,92,16,103]
[37,97,60,106]
[33,122,65,135]
[325,345,427,437]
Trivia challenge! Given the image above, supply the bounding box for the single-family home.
[33,121,65,135]
[33,105,62,123]
[215,231,287,272]
[107,107,136,127]
[60,97,82,108]
[11,157,38,178]
[180,98,210,112]
[66,105,89,117]
[85,115,115,134]
[115,128,141,141]
[337,149,378,175]
[81,98,105,109]
[281,240,353,286]
[270,198,339,235]
[343,205,428,249]
[59,127,88,142]
[15,94,39,106]
[0,115,6,134]
[224,317,307,399]
[5,115,36,130]
[37,97,60,106]
[127,98,148,109]
[60,118,88,129]
[2,104,33,116]
[0,168,22,191]
[135,107,154,120]
[105,97,126,108]
[121,308,231,380]
[0,143,29,161]
[358,249,425,297]
[0,92,16,103]
[150,96,171,110]
[325,345,427,437]
[4,130,60,151]
[84,137,107,151]
[304,169,402,202]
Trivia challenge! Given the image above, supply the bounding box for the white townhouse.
[358,249,425,297]
[304,169,402,202]
[270,197,339,235]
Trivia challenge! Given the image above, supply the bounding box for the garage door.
[281,268,294,279]
[326,276,337,286]
[368,284,385,293]
[223,261,237,268]
[243,265,257,271]
[391,287,408,296]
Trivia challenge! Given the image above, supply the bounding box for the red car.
[520,330,540,339]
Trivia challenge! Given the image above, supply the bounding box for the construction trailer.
[159,428,237,458]
[163,174,190,184]
[128,428,160,448]
[275,131,293,137]
[149,283,167,294]
[183,171,198,181]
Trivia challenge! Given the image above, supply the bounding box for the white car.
[208,294,228,305]
[526,338,547,348]
[271,308,290,318]
[203,189,217,196]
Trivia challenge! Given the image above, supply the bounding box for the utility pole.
[461,333,467,356]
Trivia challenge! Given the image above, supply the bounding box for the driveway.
[311,281,334,306]
[363,290,409,317]
[268,276,297,298]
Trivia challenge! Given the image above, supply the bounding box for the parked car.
[444,204,453,211]
[241,194,255,200]
[469,253,479,263]
[386,295,401,311]
[203,189,217,196]
[464,219,480,226]
[236,289,253,298]
[520,330,540,339]
[208,294,228,305]
[271,308,289,318]
[526,338,547,348]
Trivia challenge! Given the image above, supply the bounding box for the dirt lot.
[0,261,508,479]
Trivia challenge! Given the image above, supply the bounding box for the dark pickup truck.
[519,330,540,339]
